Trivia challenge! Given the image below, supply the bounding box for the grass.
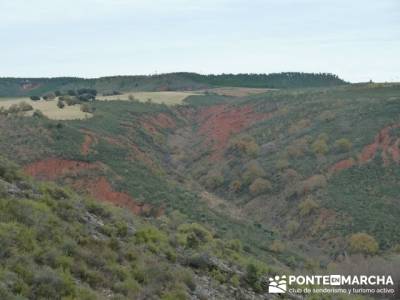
[0,97,92,120]
[97,91,201,105]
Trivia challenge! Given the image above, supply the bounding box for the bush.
[80,104,92,113]
[229,180,242,193]
[269,240,285,253]
[177,223,212,249]
[203,171,224,190]
[30,96,40,101]
[33,109,45,118]
[60,96,79,106]
[298,197,319,216]
[275,158,290,170]
[6,102,33,114]
[334,138,352,153]
[349,233,379,255]
[0,156,21,182]
[286,137,309,158]
[242,160,266,185]
[286,221,300,236]
[311,138,329,155]
[288,119,311,134]
[18,102,34,112]
[244,263,263,292]
[301,175,327,194]
[135,226,167,248]
[249,178,272,196]
[57,99,65,109]
[42,93,56,100]
[229,135,259,157]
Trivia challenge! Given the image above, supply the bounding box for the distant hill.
[0,72,347,97]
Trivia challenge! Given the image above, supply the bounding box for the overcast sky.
[1,0,399,82]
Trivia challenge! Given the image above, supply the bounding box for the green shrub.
[229,135,260,157]
[203,171,224,190]
[349,233,379,255]
[57,99,65,109]
[177,223,212,249]
[334,138,352,153]
[242,160,266,185]
[311,138,329,155]
[298,197,319,216]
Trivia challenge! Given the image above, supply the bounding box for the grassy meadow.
[0,97,92,120]
[97,91,201,105]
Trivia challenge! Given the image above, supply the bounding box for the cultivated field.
[0,98,92,120]
[97,91,201,105]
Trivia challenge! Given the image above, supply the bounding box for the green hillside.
[1,80,399,299]
[0,156,280,299]
[0,72,347,97]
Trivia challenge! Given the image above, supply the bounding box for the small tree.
[57,99,65,109]
[30,96,40,101]
[349,233,379,255]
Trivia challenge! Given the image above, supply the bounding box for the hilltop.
[0,72,346,97]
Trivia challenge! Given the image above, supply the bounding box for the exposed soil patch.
[81,133,98,156]
[141,112,177,134]
[329,158,355,174]
[358,124,400,165]
[74,177,163,216]
[151,113,176,129]
[24,158,98,180]
[24,158,163,217]
[329,124,400,175]
[21,82,40,91]
[196,104,272,159]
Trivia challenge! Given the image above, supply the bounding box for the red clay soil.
[24,158,98,180]
[151,113,176,129]
[81,134,97,156]
[196,104,272,159]
[329,158,355,174]
[141,113,177,134]
[74,177,163,216]
[24,158,163,217]
[358,124,400,165]
[330,124,400,175]
[389,139,400,163]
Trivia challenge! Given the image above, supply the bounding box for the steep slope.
[172,83,400,258]
[0,156,281,300]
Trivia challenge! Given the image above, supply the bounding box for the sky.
[0,0,399,82]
